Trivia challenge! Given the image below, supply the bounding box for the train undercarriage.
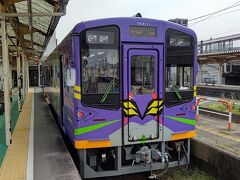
[77,139,190,179]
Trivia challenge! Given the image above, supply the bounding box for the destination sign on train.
[129,26,157,37]
[86,31,114,44]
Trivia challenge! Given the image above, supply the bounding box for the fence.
[196,96,234,130]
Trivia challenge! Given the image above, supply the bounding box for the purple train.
[43,17,197,178]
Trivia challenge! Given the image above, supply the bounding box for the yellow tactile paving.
[0,93,32,180]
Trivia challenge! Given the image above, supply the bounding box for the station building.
[198,34,240,86]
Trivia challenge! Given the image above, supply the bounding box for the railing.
[196,96,234,130]
[198,46,240,54]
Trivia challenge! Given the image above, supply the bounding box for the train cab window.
[165,65,193,91]
[165,29,195,106]
[80,26,120,109]
[131,55,155,95]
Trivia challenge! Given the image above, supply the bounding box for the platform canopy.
[0,0,69,64]
[198,50,240,65]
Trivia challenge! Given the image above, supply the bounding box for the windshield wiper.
[172,85,182,100]
[100,80,114,103]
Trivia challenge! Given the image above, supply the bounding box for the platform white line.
[27,88,34,180]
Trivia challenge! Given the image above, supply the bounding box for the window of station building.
[165,29,195,106]
[80,26,120,109]
[226,63,231,72]
[233,40,240,49]
[202,45,206,53]
[218,42,223,51]
[224,41,230,51]
[207,44,211,52]
[211,43,218,52]
[131,55,155,95]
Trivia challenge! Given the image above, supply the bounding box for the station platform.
[192,114,240,179]
[0,88,81,180]
[195,114,240,157]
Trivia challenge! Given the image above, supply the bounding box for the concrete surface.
[191,114,240,180]
[34,92,81,180]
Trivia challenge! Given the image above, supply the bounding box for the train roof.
[72,17,197,39]
[46,17,197,62]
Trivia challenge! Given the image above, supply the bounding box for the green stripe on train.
[74,119,120,135]
[165,116,195,126]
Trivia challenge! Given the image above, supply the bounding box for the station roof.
[0,0,69,65]
[198,50,240,65]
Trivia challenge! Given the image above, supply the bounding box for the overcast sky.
[55,0,240,43]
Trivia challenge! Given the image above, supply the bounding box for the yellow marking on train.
[159,106,163,111]
[74,85,81,92]
[146,106,163,116]
[170,130,196,141]
[75,140,112,149]
[193,91,197,97]
[123,108,138,116]
[147,107,158,115]
[123,101,137,110]
[194,85,197,91]
[123,109,128,115]
[74,92,81,100]
[148,100,163,109]
[128,109,139,116]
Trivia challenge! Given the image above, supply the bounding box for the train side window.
[66,68,76,87]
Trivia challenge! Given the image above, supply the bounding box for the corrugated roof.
[0,0,69,64]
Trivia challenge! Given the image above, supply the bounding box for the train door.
[122,44,163,145]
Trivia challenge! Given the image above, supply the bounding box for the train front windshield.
[80,26,195,109]
[80,26,120,109]
[165,29,195,106]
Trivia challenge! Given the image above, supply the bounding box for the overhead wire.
[189,1,240,26]
[189,7,240,26]
[189,1,240,22]
[205,8,240,21]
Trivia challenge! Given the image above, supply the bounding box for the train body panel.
[43,17,197,178]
